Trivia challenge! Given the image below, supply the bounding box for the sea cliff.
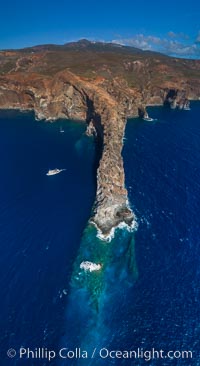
[0,40,200,238]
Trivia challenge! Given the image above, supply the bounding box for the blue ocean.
[0,103,200,365]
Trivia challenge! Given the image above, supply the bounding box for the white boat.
[46,168,66,176]
[143,116,154,122]
[60,127,64,133]
[143,113,154,122]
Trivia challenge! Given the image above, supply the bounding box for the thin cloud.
[168,31,189,40]
[168,31,176,38]
[196,31,200,43]
[112,34,200,58]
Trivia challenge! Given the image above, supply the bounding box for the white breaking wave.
[80,261,102,272]
[91,202,138,243]
[95,219,138,243]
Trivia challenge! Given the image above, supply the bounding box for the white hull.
[46,169,66,176]
[143,117,154,122]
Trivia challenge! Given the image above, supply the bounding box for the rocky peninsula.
[0,40,200,238]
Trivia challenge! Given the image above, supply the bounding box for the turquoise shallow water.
[1,103,200,365]
[62,225,138,366]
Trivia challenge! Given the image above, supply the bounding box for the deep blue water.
[122,103,200,365]
[1,103,200,366]
[0,110,96,365]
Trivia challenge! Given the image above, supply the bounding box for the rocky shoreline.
[0,49,200,238]
[0,71,138,238]
[89,108,135,239]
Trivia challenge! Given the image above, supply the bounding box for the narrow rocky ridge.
[86,94,134,237]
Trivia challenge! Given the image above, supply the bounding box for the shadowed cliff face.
[0,41,200,236]
[91,108,134,236]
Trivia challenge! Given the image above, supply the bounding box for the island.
[0,40,199,238]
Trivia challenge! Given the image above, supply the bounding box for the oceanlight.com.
[6,347,193,362]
